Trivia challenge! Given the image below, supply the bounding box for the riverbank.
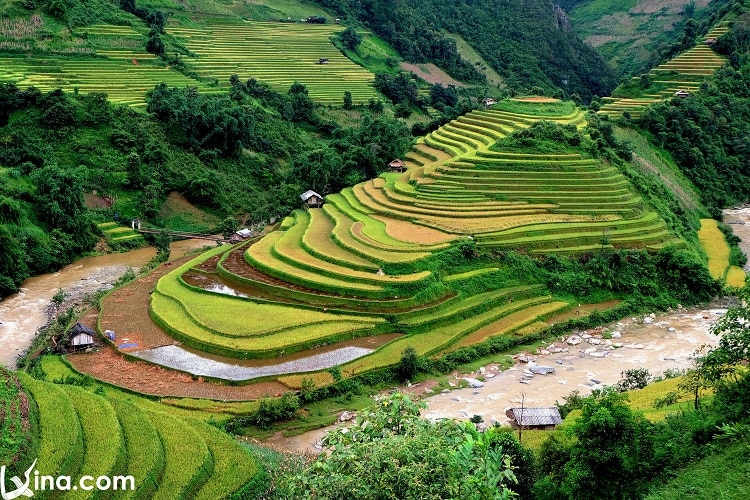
[0,239,212,368]
[264,302,728,454]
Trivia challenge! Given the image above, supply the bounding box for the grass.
[151,291,379,357]
[192,419,261,500]
[344,296,558,376]
[452,301,570,349]
[169,22,378,105]
[643,441,750,499]
[108,398,165,497]
[272,210,432,285]
[493,99,577,117]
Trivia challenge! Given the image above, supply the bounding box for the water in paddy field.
[0,239,212,369]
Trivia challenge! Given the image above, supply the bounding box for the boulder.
[566,335,583,346]
[339,411,356,422]
[529,365,555,375]
[463,378,484,388]
[611,331,622,339]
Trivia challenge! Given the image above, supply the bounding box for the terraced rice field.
[97,221,144,244]
[168,22,378,105]
[0,25,222,107]
[600,24,729,118]
[18,363,264,498]
[140,98,678,382]
[698,218,746,288]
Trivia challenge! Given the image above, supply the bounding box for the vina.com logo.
[1,460,135,499]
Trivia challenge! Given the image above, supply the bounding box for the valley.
[1,0,750,497]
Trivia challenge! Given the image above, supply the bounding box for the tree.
[339,26,362,51]
[397,346,418,382]
[220,216,240,240]
[343,90,353,109]
[698,287,750,384]
[558,389,656,499]
[277,393,518,499]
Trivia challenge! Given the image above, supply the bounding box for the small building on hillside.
[704,37,717,45]
[482,97,498,108]
[300,189,324,208]
[318,58,329,64]
[506,407,562,431]
[674,89,691,98]
[235,228,253,239]
[68,323,95,350]
[388,158,406,173]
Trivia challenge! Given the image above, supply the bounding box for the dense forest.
[311,0,618,100]
[0,79,412,297]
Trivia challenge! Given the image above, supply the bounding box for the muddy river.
[0,239,210,368]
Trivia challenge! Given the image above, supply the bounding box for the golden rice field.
[697,218,746,287]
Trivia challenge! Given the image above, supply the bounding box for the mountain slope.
[312,0,618,99]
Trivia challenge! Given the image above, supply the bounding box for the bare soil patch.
[400,62,465,87]
[83,192,112,209]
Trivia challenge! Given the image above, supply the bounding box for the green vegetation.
[8,357,269,498]
[168,23,378,106]
[312,0,617,99]
[564,0,721,76]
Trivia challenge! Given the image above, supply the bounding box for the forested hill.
[311,0,618,100]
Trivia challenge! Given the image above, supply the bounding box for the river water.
[0,240,209,368]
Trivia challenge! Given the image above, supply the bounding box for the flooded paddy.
[129,333,401,381]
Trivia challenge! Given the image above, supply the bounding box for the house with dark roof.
[506,407,562,430]
[68,323,95,350]
[300,189,324,208]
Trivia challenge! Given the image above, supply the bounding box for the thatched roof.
[388,159,405,168]
[506,407,562,426]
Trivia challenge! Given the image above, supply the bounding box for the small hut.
[318,58,329,64]
[674,89,690,99]
[235,228,253,239]
[704,37,717,45]
[482,97,498,108]
[506,407,562,431]
[300,189,324,208]
[388,158,406,173]
[68,323,95,350]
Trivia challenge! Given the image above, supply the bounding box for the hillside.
[560,0,722,76]
[125,98,721,389]
[312,0,618,99]
[1,358,269,498]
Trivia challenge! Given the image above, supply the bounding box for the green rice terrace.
[130,99,679,385]
[599,24,730,119]
[0,20,376,107]
[5,357,265,498]
[168,22,378,105]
